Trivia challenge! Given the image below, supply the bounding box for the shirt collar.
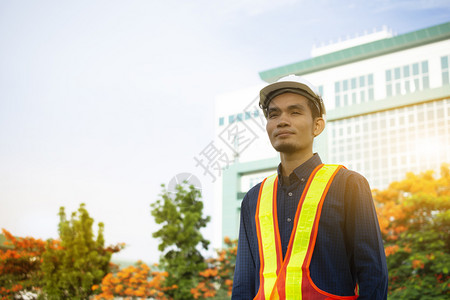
[277,153,323,185]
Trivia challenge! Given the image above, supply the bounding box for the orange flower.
[199,268,218,277]
[11,284,23,292]
[204,290,216,297]
[384,245,399,257]
[124,287,134,295]
[114,284,124,294]
[191,288,201,299]
[412,259,424,269]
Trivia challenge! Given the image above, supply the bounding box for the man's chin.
[273,143,298,153]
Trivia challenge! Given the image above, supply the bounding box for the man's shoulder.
[244,182,263,200]
[241,182,263,208]
[335,165,365,178]
[332,165,371,187]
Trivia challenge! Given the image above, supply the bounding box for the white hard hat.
[259,74,325,116]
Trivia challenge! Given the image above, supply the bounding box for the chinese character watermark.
[218,118,258,155]
[194,92,266,183]
[193,141,230,182]
[243,94,267,133]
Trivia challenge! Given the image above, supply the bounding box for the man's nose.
[277,112,290,127]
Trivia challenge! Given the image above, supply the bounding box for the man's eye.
[268,113,278,118]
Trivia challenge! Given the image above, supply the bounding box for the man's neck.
[279,150,314,177]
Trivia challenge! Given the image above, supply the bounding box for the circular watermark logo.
[167,172,202,194]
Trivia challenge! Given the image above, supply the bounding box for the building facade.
[214,22,450,242]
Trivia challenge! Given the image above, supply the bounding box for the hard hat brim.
[260,81,318,107]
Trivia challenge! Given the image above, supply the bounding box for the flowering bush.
[93,261,176,299]
[0,229,55,299]
[374,164,450,298]
[191,237,237,299]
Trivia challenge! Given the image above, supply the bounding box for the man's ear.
[313,117,325,137]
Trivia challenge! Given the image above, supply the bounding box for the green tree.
[40,203,119,299]
[374,164,450,299]
[151,183,210,299]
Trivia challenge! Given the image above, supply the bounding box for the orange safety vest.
[254,164,358,300]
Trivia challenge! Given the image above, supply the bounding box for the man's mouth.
[275,130,294,137]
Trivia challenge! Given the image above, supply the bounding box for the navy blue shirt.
[232,154,388,299]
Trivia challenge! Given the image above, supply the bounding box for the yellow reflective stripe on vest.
[285,164,341,299]
[258,173,278,298]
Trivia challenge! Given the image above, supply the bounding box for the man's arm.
[345,173,388,299]
[232,195,257,299]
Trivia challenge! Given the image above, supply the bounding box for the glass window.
[335,81,340,93]
[442,56,449,69]
[421,61,428,73]
[245,112,251,120]
[437,107,444,118]
[359,76,365,87]
[443,71,449,85]
[219,117,224,126]
[335,95,340,108]
[405,80,411,93]
[418,111,424,122]
[395,82,401,94]
[394,67,401,80]
[386,70,392,81]
[229,115,235,124]
[372,121,378,130]
[403,65,410,77]
[414,78,420,91]
[360,91,365,102]
[423,76,429,89]
[352,93,357,104]
[368,88,374,101]
[351,78,357,89]
[413,63,419,75]
[254,110,259,117]
[344,94,348,106]
[386,84,392,97]
[343,80,348,91]
[237,113,243,121]
[368,74,373,85]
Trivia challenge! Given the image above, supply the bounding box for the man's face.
[266,92,322,154]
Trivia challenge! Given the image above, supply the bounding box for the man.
[232,75,388,299]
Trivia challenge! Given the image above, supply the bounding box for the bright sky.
[1,0,449,263]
